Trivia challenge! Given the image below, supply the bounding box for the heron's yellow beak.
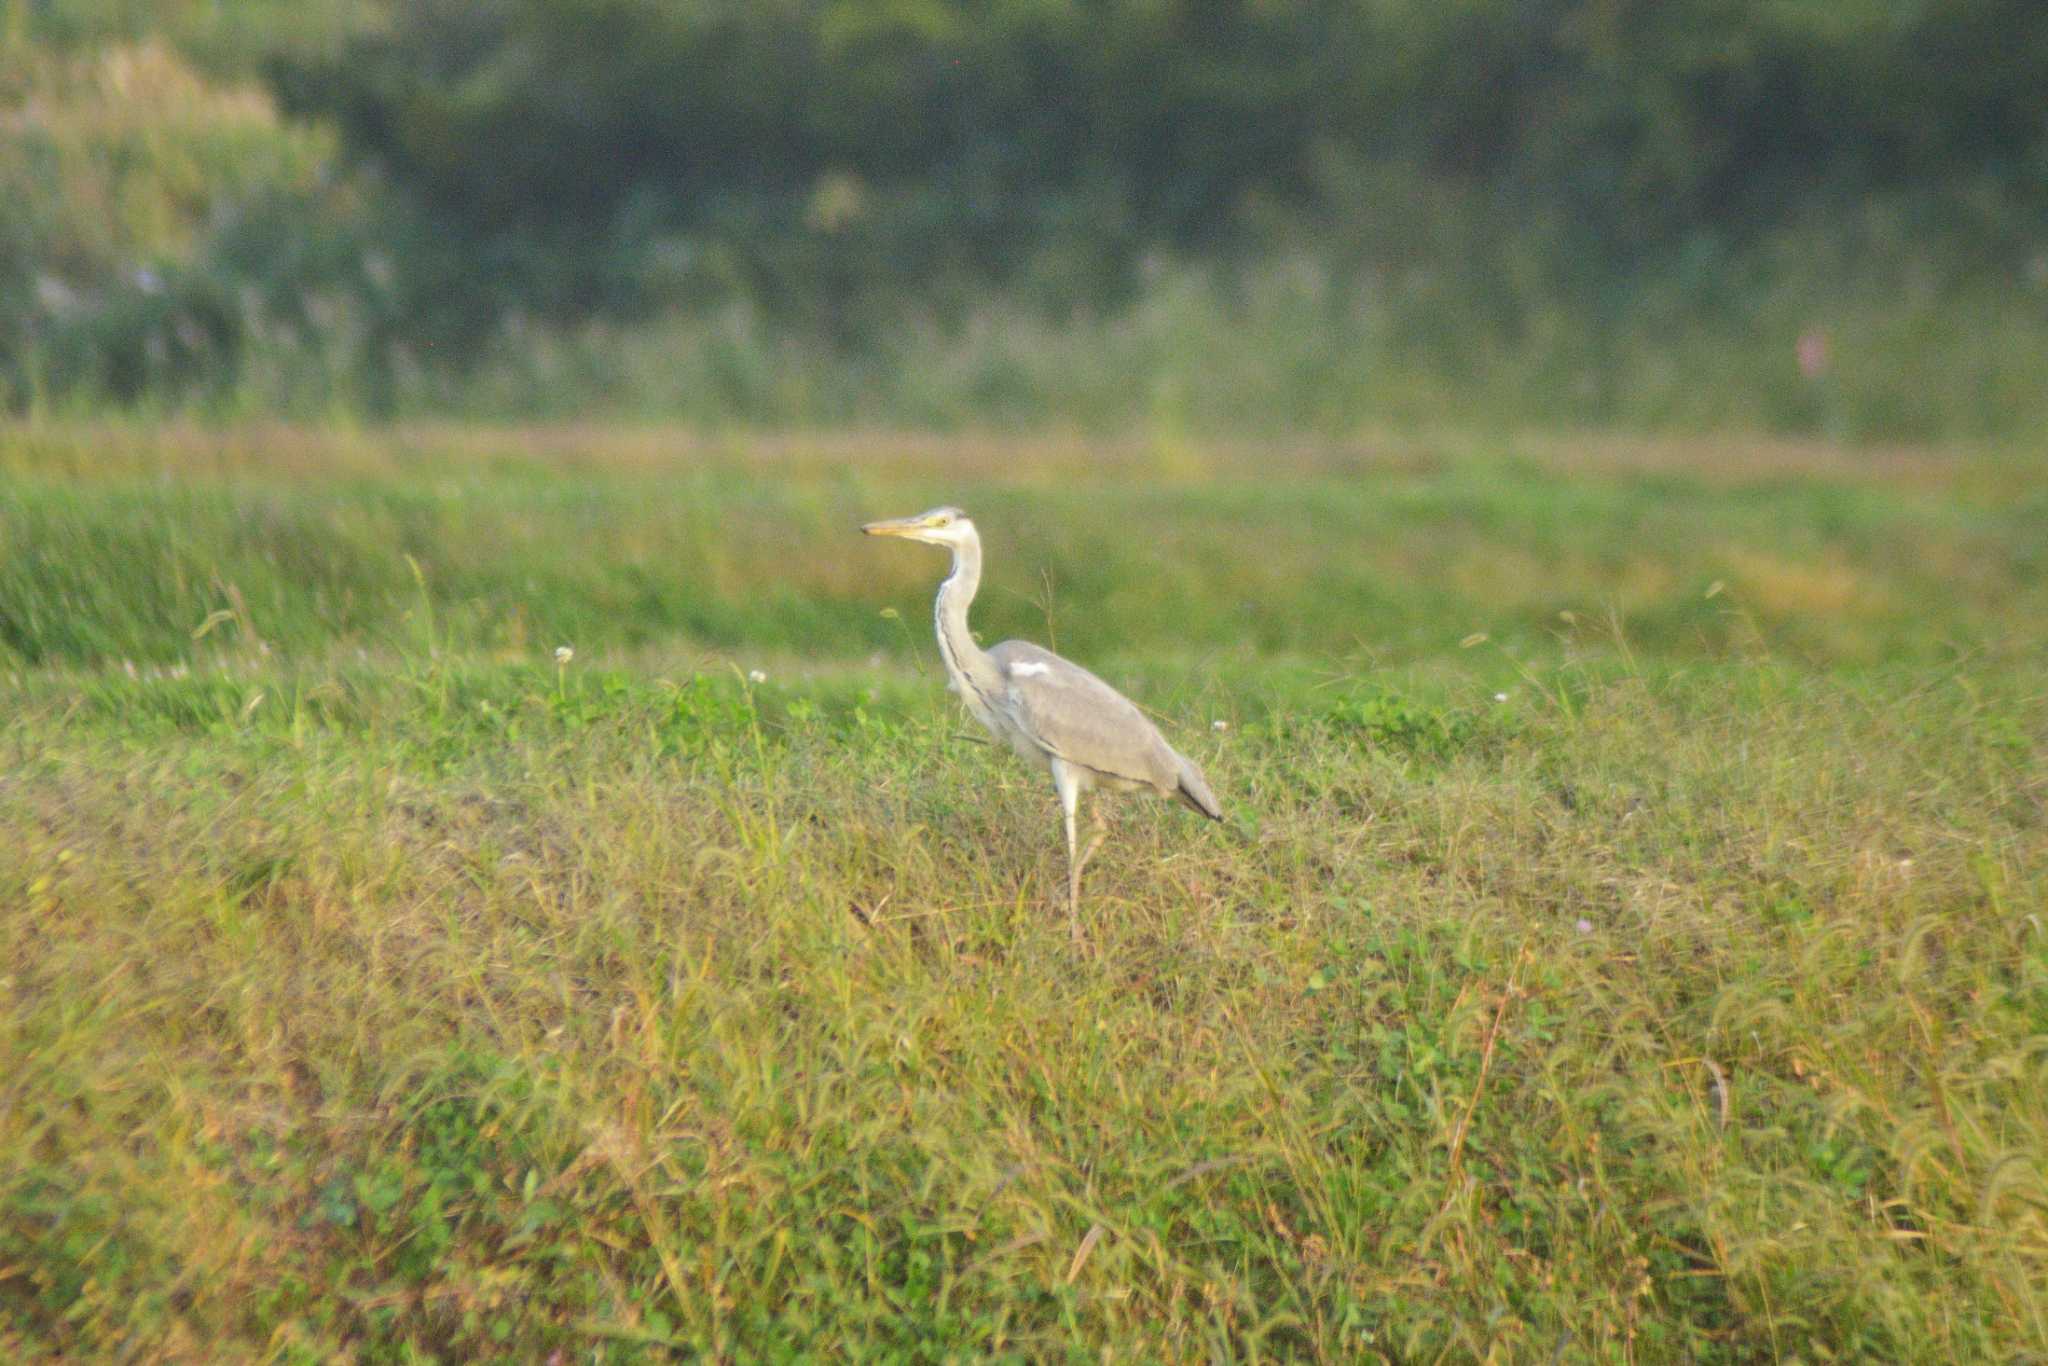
[861,515,927,538]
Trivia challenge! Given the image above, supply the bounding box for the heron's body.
[865,506,1220,934]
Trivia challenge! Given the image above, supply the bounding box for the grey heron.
[863,506,1222,936]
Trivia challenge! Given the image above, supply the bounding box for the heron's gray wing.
[988,640,1183,792]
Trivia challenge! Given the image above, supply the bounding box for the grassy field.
[2,421,2045,1360]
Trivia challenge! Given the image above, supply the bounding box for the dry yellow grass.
[2,418,2029,493]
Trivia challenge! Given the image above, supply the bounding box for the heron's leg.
[1049,758,1084,939]
[1075,794,1109,879]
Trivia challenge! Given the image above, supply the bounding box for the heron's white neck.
[935,529,1004,705]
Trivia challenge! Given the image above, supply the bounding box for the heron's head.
[861,506,975,549]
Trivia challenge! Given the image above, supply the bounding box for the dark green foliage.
[1349,0,2048,264]
[267,0,1378,332]
[264,0,2048,335]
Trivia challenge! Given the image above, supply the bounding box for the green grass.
[406,241,2048,446]
[2,423,2045,1360]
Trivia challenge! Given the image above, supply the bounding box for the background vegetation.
[4,0,2046,437]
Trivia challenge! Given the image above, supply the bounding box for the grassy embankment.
[3,422,2044,1359]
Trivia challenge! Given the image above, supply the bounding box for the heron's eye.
[931,514,952,527]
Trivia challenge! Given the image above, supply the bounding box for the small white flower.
[748,669,768,684]
[1493,692,1509,703]
[1575,918,1594,935]
[554,645,573,665]
[1212,719,1229,731]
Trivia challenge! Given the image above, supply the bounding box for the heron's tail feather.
[1173,751,1223,821]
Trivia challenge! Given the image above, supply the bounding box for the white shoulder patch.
[1009,660,1052,678]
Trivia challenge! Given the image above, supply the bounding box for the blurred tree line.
[4,0,2045,431]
